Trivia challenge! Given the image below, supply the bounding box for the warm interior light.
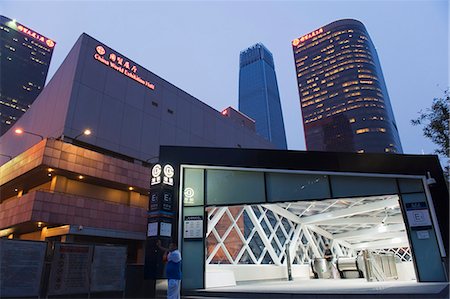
[37,222,43,228]
[47,168,54,172]
[128,186,134,191]
[83,129,92,136]
[48,173,52,177]
[14,128,23,134]
[78,175,84,179]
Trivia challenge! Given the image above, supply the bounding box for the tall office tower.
[0,16,55,135]
[292,19,402,153]
[239,43,288,149]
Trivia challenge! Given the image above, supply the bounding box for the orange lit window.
[356,128,370,134]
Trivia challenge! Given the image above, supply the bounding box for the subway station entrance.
[155,146,448,295]
[204,195,414,288]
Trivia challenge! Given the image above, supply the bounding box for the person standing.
[158,241,182,299]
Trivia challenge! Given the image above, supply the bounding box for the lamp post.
[14,128,44,140]
[74,129,92,140]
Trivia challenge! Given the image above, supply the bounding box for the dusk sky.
[2,1,448,157]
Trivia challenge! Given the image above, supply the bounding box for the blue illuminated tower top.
[239,43,287,149]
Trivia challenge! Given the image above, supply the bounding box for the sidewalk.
[183,279,449,299]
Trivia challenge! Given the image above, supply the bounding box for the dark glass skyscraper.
[0,16,55,135]
[239,43,287,149]
[292,19,402,153]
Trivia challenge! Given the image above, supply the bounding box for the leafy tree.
[411,89,449,179]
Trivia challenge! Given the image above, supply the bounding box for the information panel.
[48,243,93,295]
[184,216,203,238]
[406,202,432,228]
[0,239,46,297]
[90,245,127,292]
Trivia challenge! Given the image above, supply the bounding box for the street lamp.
[74,129,92,140]
[14,128,44,140]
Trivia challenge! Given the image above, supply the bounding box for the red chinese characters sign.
[17,24,55,48]
[94,45,155,90]
[292,28,324,46]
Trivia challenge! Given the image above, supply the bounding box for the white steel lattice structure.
[373,247,412,262]
[206,195,410,265]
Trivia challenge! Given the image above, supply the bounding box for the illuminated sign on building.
[151,164,162,185]
[16,24,55,48]
[94,45,155,90]
[150,164,174,185]
[183,187,195,204]
[163,164,174,186]
[292,28,324,46]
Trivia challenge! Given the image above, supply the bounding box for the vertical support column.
[288,224,303,262]
[181,168,205,290]
[144,163,177,280]
[399,191,447,282]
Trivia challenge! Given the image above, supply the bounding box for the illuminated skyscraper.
[239,43,288,149]
[0,16,55,135]
[292,19,402,153]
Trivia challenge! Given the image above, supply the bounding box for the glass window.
[206,169,265,205]
[266,172,330,202]
[398,178,424,194]
[183,168,204,206]
[330,175,398,197]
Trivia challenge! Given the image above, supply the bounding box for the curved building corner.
[292,19,403,154]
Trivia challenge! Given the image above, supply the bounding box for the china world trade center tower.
[239,43,288,149]
[292,19,402,153]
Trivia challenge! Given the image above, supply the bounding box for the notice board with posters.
[90,245,127,292]
[48,243,93,295]
[0,239,47,297]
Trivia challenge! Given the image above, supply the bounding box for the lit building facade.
[292,19,402,153]
[0,15,55,135]
[239,43,288,149]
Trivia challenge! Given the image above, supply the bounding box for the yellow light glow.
[128,187,134,191]
[47,168,54,172]
[14,128,23,134]
[78,175,84,179]
[83,129,92,136]
[37,222,43,228]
